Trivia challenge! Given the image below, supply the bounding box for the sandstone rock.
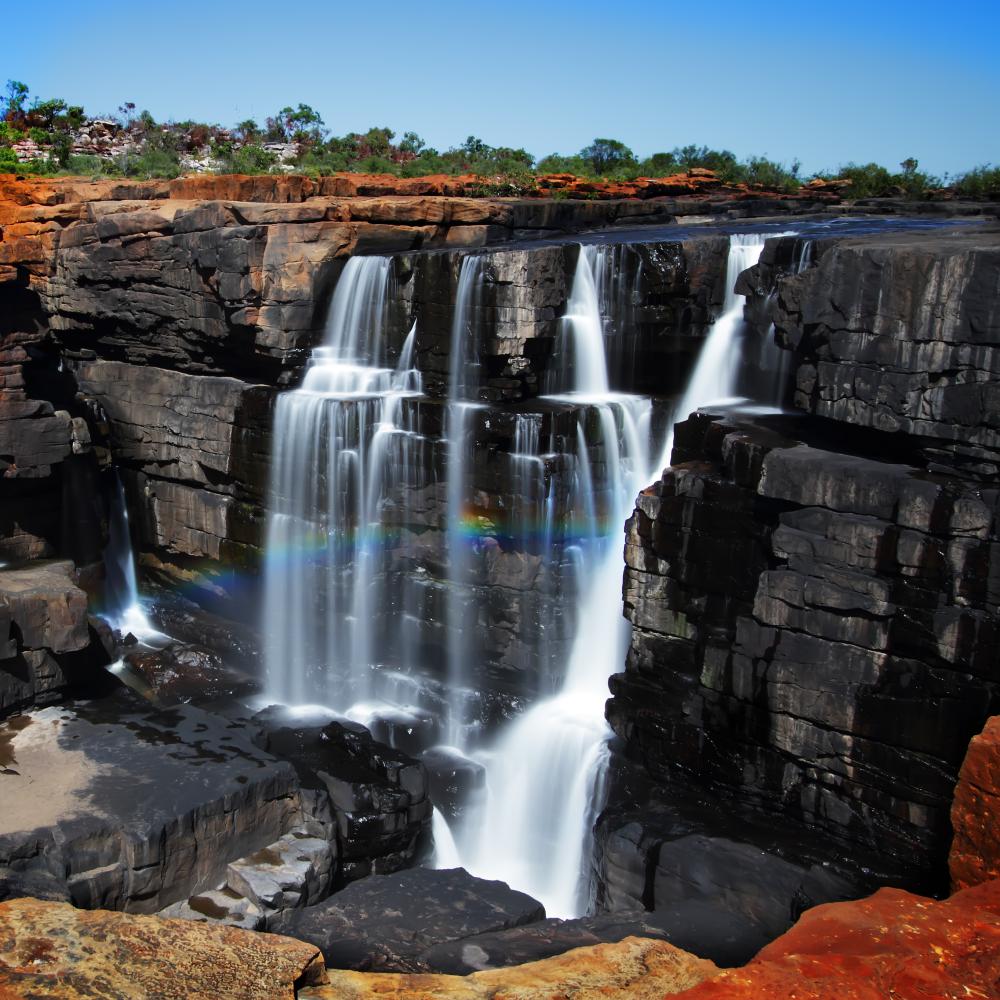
[301,935,717,999]
[950,715,1000,890]
[0,895,326,999]
[270,866,546,972]
[608,409,1000,884]
[674,878,1000,1000]
[0,561,90,654]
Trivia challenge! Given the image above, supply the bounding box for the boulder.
[270,866,546,972]
[674,878,1000,1000]
[950,715,1000,890]
[303,936,717,1000]
[0,896,326,999]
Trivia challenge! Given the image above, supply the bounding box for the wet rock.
[271,866,546,972]
[252,709,432,885]
[420,746,487,826]
[0,863,71,903]
[303,935,717,1000]
[123,640,261,705]
[0,692,302,911]
[950,714,1000,890]
[0,895,327,999]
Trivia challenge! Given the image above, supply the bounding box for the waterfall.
[102,472,154,638]
[444,255,486,743]
[454,245,655,918]
[656,233,772,470]
[263,256,425,706]
[261,232,786,919]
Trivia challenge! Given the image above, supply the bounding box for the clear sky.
[6,0,998,176]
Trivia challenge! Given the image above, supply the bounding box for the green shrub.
[953,165,1000,199]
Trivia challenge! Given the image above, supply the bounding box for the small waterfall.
[757,237,813,406]
[102,472,153,637]
[263,256,425,706]
[455,245,655,918]
[431,810,462,869]
[444,256,486,743]
[656,233,773,469]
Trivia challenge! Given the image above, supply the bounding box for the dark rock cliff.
[602,227,1000,932]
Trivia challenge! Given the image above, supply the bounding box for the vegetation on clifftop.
[1,80,998,200]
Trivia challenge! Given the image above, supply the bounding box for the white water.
[263,257,425,706]
[103,473,158,639]
[656,233,772,469]
[455,245,656,917]
[263,234,781,918]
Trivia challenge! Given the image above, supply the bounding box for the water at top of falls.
[551,244,611,396]
[654,232,778,471]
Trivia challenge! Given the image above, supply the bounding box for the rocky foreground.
[0,878,996,998]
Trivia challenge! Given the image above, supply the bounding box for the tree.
[234,118,261,144]
[400,131,425,155]
[269,104,326,144]
[3,80,29,123]
[580,138,636,175]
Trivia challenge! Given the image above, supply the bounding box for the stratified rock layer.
[950,715,1000,890]
[0,695,302,911]
[608,409,1000,885]
[0,895,326,999]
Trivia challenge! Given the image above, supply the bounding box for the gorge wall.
[602,228,1000,926]
[2,174,999,953]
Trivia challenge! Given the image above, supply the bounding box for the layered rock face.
[605,228,1000,921]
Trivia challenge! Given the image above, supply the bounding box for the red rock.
[673,879,1000,1000]
[951,715,1000,891]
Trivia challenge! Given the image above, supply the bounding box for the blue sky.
[6,0,998,176]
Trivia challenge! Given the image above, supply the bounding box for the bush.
[213,142,278,174]
[0,146,18,171]
[953,165,1000,200]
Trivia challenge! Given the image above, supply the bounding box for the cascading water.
[453,244,656,917]
[657,232,773,467]
[263,256,425,707]
[264,231,786,916]
[444,256,486,743]
[102,472,154,637]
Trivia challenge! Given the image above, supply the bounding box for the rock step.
[225,829,335,915]
[159,887,264,931]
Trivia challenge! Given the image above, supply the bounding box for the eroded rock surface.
[950,715,1000,890]
[303,935,717,1000]
[0,895,326,999]
[607,409,1000,893]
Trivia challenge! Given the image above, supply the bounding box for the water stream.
[262,232,777,918]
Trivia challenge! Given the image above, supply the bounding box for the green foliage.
[3,80,29,121]
[581,137,636,176]
[0,145,18,171]
[212,140,279,174]
[953,164,1000,199]
[639,151,679,175]
[831,158,939,199]
[115,147,183,179]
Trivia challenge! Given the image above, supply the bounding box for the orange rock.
[673,879,1000,1000]
[0,896,327,999]
[951,715,1000,890]
[302,936,718,1000]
